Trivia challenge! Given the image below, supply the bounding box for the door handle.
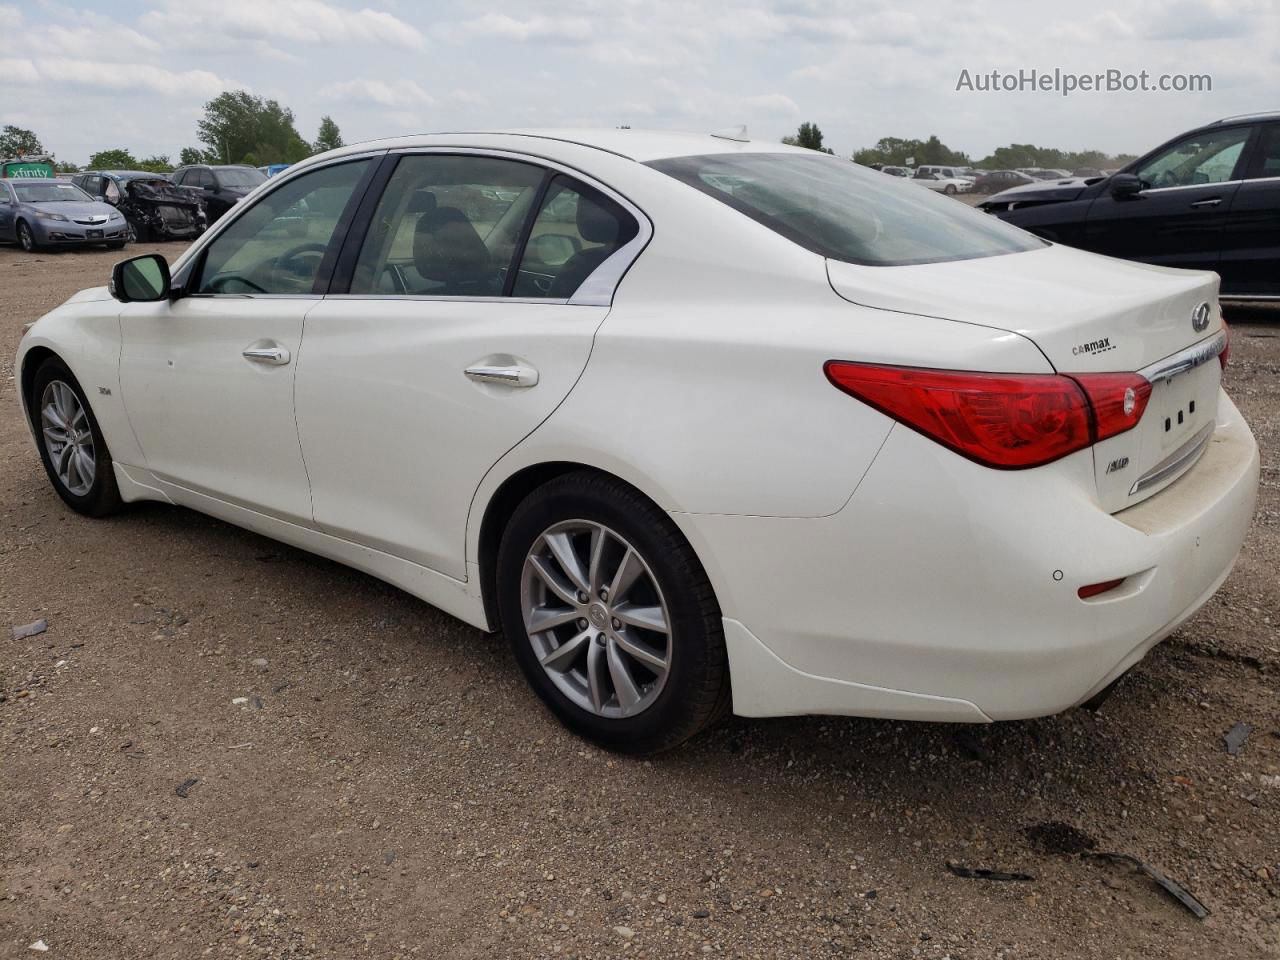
[242,343,291,365]
[464,363,539,388]
[1189,197,1222,208]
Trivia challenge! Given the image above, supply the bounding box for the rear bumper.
[679,391,1259,722]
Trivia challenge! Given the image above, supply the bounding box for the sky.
[2,0,1278,165]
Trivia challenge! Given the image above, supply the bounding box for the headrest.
[577,195,621,245]
[413,207,490,283]
[407,190,437,215]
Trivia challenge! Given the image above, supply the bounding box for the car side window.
[348,154,545,297]
[511,175,639,299]
[1135,126,1252,189]
[194,159,371,296]
[1247,125,1280,179]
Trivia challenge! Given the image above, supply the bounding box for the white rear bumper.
[677,390,1259,722]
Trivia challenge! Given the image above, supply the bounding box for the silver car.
[0,178,129,252]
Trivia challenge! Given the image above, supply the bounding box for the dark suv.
[170,164,267,224]
[980,112,1280,300]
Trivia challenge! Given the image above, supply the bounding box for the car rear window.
[646,153,1044,266]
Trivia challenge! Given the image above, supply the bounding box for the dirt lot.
[1,243,1277,960]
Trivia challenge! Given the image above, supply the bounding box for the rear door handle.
[1189,197,1222,208]
[464,363,539,388]
[242,342,291,365]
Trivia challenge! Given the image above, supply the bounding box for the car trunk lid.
[826,243,1226,512]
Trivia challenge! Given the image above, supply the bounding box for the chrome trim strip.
[1220,293,1280,302]
[1129,422,1215,496]
[322,294,573,305]
[1141,179,1242,195]
[1137,331,1227,385]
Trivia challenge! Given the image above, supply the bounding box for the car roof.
[5,177,79,184]
[325,128,817,164]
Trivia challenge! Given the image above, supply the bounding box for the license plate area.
[86,229,103,239]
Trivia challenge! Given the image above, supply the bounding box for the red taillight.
[824,362,1151,470]
[1069,372,1152,442]
[1220,320,1230,370]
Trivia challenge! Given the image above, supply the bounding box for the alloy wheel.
[40,380,96,496]
[18,222,34,252]
[521,520,672,719]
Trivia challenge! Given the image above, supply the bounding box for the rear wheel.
[30,357,122,517]
[17,220,38,252]
[497,471,730,753]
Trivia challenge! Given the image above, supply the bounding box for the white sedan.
[16,130,1259,753]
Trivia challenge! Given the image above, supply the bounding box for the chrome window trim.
[323,293,575,306]
[339,145,654,307]
[1129,422,1215,497]
[1137,330,1227,385]
[1139,178,1243,195]
[168,149,389,291]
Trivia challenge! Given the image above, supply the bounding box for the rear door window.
[347,154,545,297]
[1246,124,1280,179]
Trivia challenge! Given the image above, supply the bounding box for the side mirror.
[110,254,171,303]
[1110,173,1145,199]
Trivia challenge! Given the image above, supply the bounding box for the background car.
[15,130,1257,754]
[981,111,1280,299]
[170,163,267,223]
[972,169,1035,193]
[0,177,128,251]
[74,170,206,241]
[910,169,972,194]
[879,165,911,177]
[257,163,293,178]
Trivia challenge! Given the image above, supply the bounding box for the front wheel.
[944,184,957,195]
[30,357,122,517]
[17,220,38,252]
[497,471,730,753]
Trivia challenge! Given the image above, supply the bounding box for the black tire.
[944,184,957,195]
[497,470,730,754]
[17,220,38,252]
[29,357,123,517]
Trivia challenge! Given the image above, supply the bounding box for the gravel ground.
[1,242,1277,959]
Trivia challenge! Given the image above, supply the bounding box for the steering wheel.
[275,242,328,278]
[206,274,268,294]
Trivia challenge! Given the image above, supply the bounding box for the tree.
[197,90,312,165]
[852,135,968,167]
[55,160,80,173]
[0,124,44,157]
[179,146,212,166]
[314,115,344,153]
[782,122,834,154]
[138,154,172,173]
[88,148,139,169]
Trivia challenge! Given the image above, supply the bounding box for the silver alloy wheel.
[18,222,35,252]
[40,380,96,496]
[521,520,673,719]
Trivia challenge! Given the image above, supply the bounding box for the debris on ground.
[1224,722,1253,756]
[28,941,49,952]
[944,862,1034,882]
[1084,852,1210,919]
[175,778,199,799]
[1025,821,1098,856]
[12,619,48,640]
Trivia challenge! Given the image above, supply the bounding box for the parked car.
[911,169,972,194]
[972,169,1035,193]
[73,170,206,242]
[1071,167,1106,179]
[15,130,1258,752]
[170,163,267,223]
[258,163,293,178]
[0,177,128,251]
[981,112,1280,299]
[1,155,56,179]
[880,165,911,178]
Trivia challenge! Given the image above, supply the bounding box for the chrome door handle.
[464,363,539,388]
[1189,197,1222,208]
[242,344,291,365]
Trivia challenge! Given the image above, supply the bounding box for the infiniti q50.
[16,130,1259,752]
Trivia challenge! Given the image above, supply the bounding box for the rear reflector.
[1078,577,1125,599]
[824,362,1150,470]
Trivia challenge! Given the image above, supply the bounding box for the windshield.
[14,182,93,203]
[216,167,267,188]
[648,153,1044,266]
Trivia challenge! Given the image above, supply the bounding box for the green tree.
[0,124,44,157]
[88,148,139,169]
[179,146,211,166]
[197,90,312,165]
[782,122,834,154]
[314,115,344,153]
[55,160,80,173]
[853,135,968,167]
[138,154,172,173]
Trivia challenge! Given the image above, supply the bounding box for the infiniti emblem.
[1191,302,1211,333]
[587,603,608,627]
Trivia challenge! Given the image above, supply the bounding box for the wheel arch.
[19,345,60,427]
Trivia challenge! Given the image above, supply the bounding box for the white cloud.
[142,0,425,50]
[319,78,434,108]
[17,58,226,98]
[446,12,593,43]
[0,57,40,85]
[742,93,801,115]
[27,23,160,58]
